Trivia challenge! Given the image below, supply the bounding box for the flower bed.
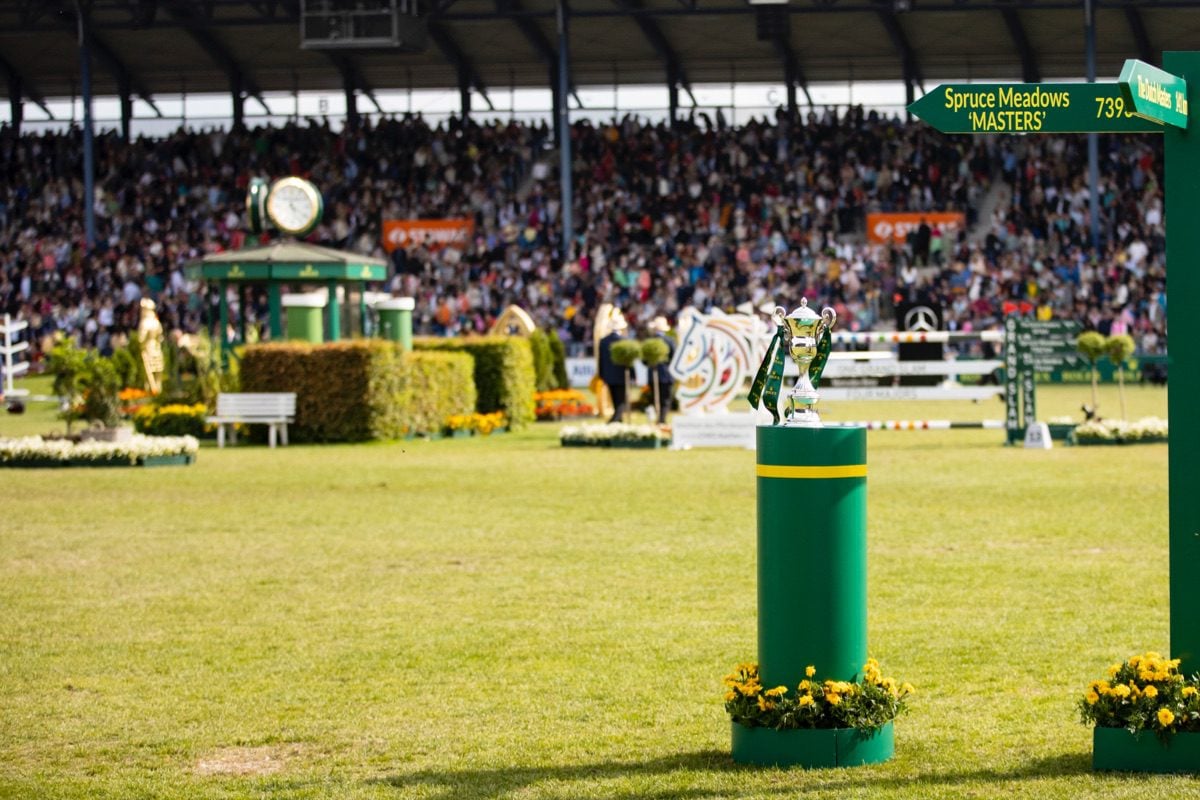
[0,435,199,468]
[1075,417,1168,445]
[560,423,670,448]
[442,411,509,437]
[534,389,595,421]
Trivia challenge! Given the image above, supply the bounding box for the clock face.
[266,177,323,235]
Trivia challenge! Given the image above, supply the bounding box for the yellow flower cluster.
[444,412,509,435]
[722,659,913,731]
[1080,650,1200,736]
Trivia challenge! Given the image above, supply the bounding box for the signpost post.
[912,57,1193,771]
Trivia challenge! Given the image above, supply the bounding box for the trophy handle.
[820,306,837,332]
[772,306,787,326]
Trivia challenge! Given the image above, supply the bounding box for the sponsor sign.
[866,212,965,245]
[669,412,758,450]
[381,219,474,252]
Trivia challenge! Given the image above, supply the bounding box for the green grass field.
[1,379,1190,799]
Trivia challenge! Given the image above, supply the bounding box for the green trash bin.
[376,297,415,352]
[283,294,325,343]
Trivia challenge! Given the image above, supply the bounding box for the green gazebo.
[190,241,388,351]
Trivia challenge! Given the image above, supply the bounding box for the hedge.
[241,341,475,442]
[413,335,536,428]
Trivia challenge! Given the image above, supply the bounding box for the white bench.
[206,393,296,448]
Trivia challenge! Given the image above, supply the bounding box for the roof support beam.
[876,8,923,93]
[0,52,52,118]
[497,0,580,107]
[49,1,162,115]
[162,0,271,115]
[428,23,494,111]
[1001,8,1039,83]
[612,0,695,104]
[1124,5,1155,65]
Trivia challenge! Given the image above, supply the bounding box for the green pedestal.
[1093,727,1200,773]
[732,721,894,769]
[283,296,325,343]
[734,424,889,769]
[376,297,415,352]
[756,425,868,686]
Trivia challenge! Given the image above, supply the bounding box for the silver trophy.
[774,299,837,427]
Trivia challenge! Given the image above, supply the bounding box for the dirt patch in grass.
[195,744,304,777]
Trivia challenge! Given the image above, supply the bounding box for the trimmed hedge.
[241,341,475,442]
[413,335,536,428]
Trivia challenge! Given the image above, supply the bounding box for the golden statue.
[138,298,165,394]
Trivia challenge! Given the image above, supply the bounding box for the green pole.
[237,284,248,345]
[327,280,341,342]
[218,280,229,362]
[756,426,868,685]
[1164,51,1200,673]
[359,282,369,337]
[376,297,415,351]
[268,284,282,340]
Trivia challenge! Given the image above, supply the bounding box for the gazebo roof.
[192,241,388,283]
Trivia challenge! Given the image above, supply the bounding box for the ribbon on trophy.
[809,326,832,390]
[748,322,789,424]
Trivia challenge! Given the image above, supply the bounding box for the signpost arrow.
[1119,59,1189,129]
[908,83,1163,134]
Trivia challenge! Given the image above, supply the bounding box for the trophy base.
[783,408,823,428]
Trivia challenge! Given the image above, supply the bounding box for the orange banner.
[866,212,966,245]
[382,219,474,252]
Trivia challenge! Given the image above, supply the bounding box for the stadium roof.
[2,1,1200,116]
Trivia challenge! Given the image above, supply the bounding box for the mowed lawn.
[0,382,1189,799]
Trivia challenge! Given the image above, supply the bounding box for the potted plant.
[725,659,913,768]
[1076,331,1107,418]
[609,339,643,423]
[640,337,670,423]
[1106,333,1137,420]
[1082,651,1200,772]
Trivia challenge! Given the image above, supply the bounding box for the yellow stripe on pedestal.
[755,464,868,479]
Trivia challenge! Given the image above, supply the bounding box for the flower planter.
[1093,726,1200,773]
[5,458,67,469]
[140,454,195,467]
[1076,436,1168,446]
[1047,423,1077,443]
[731,721,893,768]
[610,439,662,449]
[71,457,135,468]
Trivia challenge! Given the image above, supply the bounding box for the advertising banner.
[866,212,965,244]
[382,219,474,252]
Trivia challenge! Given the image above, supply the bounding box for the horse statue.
[668,307,773,414]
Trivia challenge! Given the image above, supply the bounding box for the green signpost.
[1119,59,1189,129]
[912,58,1195,771]
[906,82,1163,134]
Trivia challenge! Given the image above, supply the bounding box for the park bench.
[207,393,296,448]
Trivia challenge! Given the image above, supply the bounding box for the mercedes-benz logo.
[904,306,939,332]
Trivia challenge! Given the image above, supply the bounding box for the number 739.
[1096,96,1132,118]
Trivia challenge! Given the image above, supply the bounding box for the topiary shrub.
[413,335,536,428]
[241,341,475,441]
[1077,331,1107,415]
[547,329,568,390]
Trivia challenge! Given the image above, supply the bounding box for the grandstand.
[0,0,1176,363]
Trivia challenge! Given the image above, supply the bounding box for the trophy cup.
[773,299,837,427]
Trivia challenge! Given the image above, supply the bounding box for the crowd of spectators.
[0,105,1167,368]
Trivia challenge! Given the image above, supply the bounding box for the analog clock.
[245,177,269,234]
[266,177,323,236]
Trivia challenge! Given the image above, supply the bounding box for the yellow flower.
[1112,684,1131,699]
[724,690,737,702]
[765,685,788,698]
[827,693,842,706]
[798,695,815,707]
[901,683,916,696]
[806,665,816,678]
[1107,664,1121,679]
[1183,686,1198,698]
[1158,708,1176,727]
[756,696,775,712]
[1144,685,1159,699]
[1085,691,1100,705]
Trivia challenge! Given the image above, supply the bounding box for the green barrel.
[376,297,415,352]
[756,425,868,687]
[283,294,325,343]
